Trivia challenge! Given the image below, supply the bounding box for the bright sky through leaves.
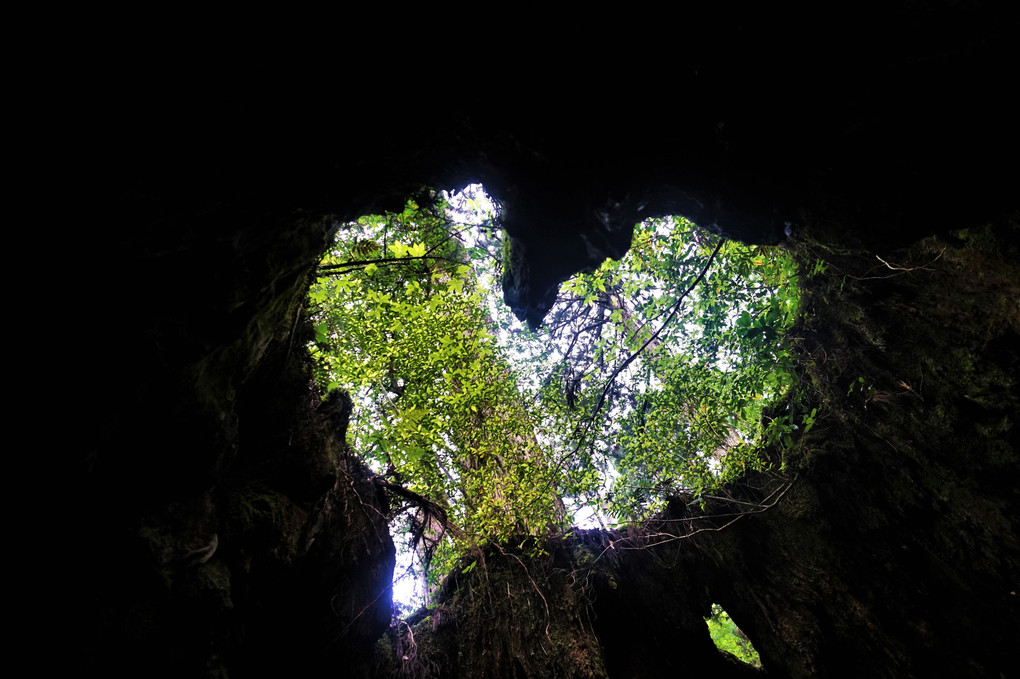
[308,185,803,609]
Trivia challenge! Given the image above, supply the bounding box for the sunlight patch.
[706,603,762,668]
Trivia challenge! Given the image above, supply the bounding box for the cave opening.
[65,15,1020,674]
[305,184,808,613]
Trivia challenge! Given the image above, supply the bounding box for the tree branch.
[575,239,726,451]
[317,253,466,274]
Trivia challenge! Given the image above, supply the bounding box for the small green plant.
[706,604,762,668]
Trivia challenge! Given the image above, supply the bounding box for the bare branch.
[566,239,726,458]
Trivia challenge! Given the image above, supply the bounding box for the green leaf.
[314,322,328,344]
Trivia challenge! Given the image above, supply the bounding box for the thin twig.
[505,550,553,641]
[850,248,945,281]
[317,253,466,274]
[565,239,725,460]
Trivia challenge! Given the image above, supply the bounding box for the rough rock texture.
[378,531,763,679]
[383,227,1020,675]
[681,223,1020,677]
[65,214,395,678]
[61,3,1018,677]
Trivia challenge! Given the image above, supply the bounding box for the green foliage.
[308,193,563,582]
[521,216,803,519]
[706,604,762,668]
[308,189,805,591]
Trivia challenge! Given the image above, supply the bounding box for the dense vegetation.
[308,188,804,606]
[707,604,763,668]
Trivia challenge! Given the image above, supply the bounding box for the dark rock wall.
[687,224,1020,677]
[382,533,762,679]
[371,222,1015,676]
[62,4,1017,677]
[373,221,1019,679]
[66,211,394,677]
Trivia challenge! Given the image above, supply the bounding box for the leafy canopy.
[307,187,803,585]
[538,214,804,518]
